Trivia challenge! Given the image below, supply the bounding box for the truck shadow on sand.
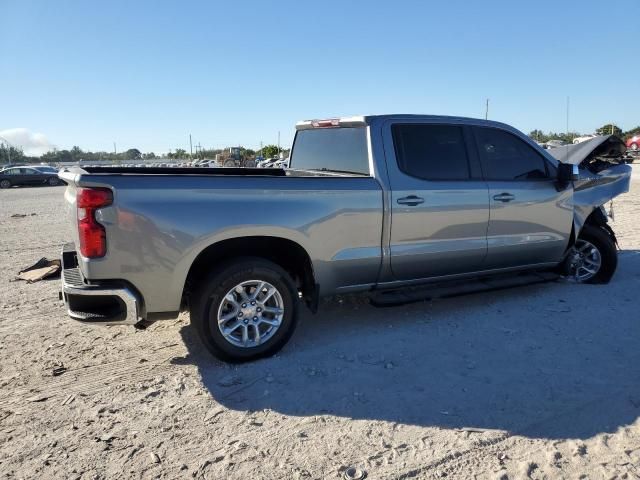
[176,250,640,441]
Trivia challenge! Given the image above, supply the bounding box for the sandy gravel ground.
[1,178,639,480]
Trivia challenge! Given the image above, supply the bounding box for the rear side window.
[290,127,369,175]
[391,124,470,180]
[474,127,548,180]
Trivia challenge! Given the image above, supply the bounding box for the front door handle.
[492,193,515,202]
[397,195,425,206]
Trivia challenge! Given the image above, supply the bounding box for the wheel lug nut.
[243,319,248,324]
[256,307,262,312]
[238,312,243,317]
[253,316,258,321]
[251,301,256,306]
[242,303,247,308]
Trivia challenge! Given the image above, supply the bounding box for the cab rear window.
[290,127,369,175]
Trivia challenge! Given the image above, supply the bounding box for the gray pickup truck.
[59,115,631,361]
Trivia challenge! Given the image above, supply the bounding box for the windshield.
[290,127,369,175]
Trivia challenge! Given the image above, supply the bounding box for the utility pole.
[565,96,570,162]
[277,131,281,157]
[189,134,193,157]
[260,141,263,158]
[113,142,117,155]
[566,96,570,137]
[485,98,489,120]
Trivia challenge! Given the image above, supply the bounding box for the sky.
[1,0,638,156]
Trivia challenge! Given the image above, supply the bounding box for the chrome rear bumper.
[60,243,141,325]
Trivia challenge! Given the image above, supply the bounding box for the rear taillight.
[77,187,113,258]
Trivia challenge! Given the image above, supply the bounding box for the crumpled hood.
[547,135,632,232]
[547,135,626,166]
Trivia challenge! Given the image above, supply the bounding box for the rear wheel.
[0,179,10,189]
[566,225,617,283]
[48,177,59,186]
[191,258,299,362]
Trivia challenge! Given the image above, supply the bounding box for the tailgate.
[58,168,117,278]
[59,170,82,254]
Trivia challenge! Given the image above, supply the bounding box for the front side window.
[4,168,20,176]
[290,127,369,175]
[391,124,470,180]
[474,127,548,180]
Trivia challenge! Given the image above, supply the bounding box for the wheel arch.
[182,236,318,312]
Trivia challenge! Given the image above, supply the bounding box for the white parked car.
[573,134,597,145]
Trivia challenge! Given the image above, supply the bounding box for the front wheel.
[566,225,617,283]
[191,258,299,362]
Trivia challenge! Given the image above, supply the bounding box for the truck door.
[384,122,490,280]
[471,126,573,269]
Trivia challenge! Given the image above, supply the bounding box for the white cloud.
[0,128,55,156]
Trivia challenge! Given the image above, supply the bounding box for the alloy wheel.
[216,280,284,348]
[569,239,602,282]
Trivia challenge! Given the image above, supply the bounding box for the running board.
[369,271,560,307]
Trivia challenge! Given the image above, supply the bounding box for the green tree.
[168,148,187,159]
[596,124,622,136]
[125,148,142,160]
[70,146,83,161]
[261,144,279,158]
[0,143,26,164]
[528,130,546,142]
[623,126,640,140]
[143,152,156,160]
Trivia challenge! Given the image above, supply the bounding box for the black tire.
[0,179,10,189]
[191,257,299,362]
[48,177,59,186]
[576,224,617,284]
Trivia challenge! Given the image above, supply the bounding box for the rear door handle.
[492,193,515,202]
[397,195,425,206]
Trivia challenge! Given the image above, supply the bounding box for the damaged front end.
[548,135,632,234]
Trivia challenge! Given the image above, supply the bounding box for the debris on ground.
[15,257,60,283]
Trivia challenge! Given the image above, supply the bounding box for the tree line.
[528,124,640,144]
[0,143,287,165]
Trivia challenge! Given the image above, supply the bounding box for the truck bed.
[77,166,354,177]
[81,166,287,176]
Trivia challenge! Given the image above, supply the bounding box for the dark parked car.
[0,166,62,188]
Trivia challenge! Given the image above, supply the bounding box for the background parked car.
[32,165,60,174]
[543,139,567,149]
[573,134,597,144]
[0,166,62,188]
[626,135,639,151]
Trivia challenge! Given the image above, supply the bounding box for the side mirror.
[557,163,579,182]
